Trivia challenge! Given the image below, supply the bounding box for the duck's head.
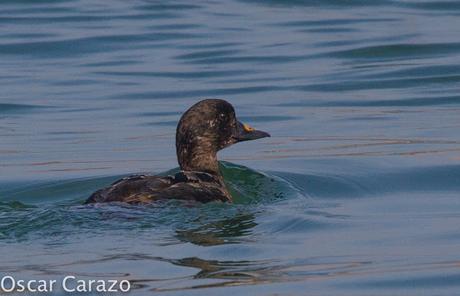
[176,99,270,174]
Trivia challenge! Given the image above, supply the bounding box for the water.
[1,0,460,294]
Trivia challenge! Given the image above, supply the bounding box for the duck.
[85,99,270,204]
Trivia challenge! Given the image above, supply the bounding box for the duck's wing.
[155,171,231,203]
[158,182,231,203]
[85,175,173,204]
[85,172,232,204]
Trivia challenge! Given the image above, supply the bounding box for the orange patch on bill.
[243,123,255,132]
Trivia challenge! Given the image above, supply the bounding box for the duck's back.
[85,172,231,204]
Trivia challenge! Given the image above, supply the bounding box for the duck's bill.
[235,121,271,142]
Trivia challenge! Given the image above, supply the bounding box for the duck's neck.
[176,144,232,202]
[177,148,221,176]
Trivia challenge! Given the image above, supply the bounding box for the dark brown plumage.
[85,99,270,204]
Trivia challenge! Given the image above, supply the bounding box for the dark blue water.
[1,0,460,295]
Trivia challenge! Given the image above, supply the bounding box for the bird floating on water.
[85,99,270,204]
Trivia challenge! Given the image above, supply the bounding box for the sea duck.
[85,99,270,204]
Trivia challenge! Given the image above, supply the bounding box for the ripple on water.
[0,103,49,114]
[328,42,460,61]
[0,162,300,241]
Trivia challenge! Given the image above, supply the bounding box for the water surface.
[1,0,460,295]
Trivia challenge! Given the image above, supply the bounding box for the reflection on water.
[176,213,257,246]
[149,256,372,292]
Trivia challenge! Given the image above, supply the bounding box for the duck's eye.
[219,113,225,119]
